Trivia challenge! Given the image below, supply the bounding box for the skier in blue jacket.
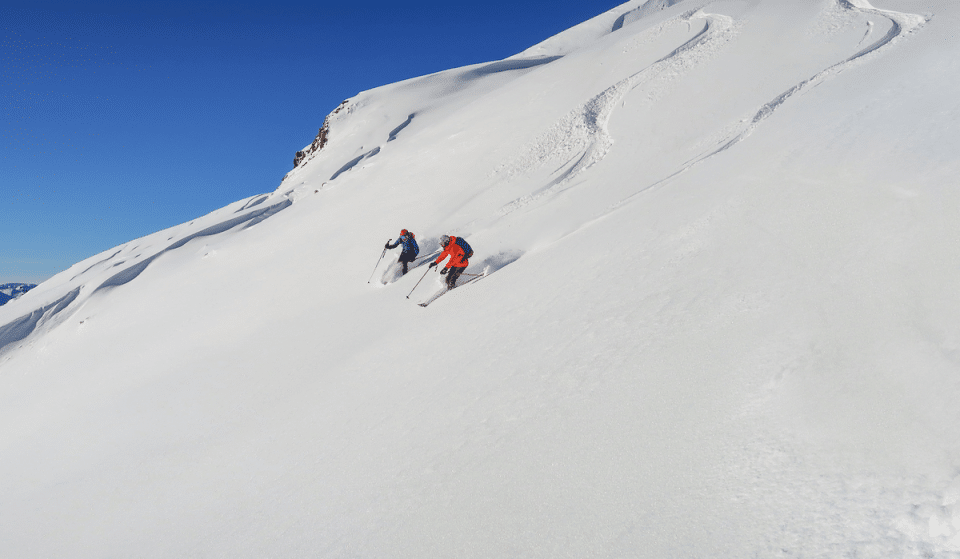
[385,229,420,274]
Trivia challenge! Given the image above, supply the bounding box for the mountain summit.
[2,1,960,556]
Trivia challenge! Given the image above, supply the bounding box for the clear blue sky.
[1,0,620,284]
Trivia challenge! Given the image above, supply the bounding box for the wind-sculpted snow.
[330,147,382,181]
[93,199,291,291]
[387,113,415,142]
[0,195,291,355]
[398,56,565,98]
[71,250,122,281]
[0,287,79,354]
[458,56,563,83]
[612,0,689,32]
[235,194,268,212]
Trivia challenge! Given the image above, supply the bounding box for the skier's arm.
[433,246,451,268]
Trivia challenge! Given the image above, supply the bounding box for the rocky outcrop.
[293,100,349,168]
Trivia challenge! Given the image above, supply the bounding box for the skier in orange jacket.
[428,234,472,289]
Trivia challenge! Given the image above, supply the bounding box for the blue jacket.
[387,233,419,258]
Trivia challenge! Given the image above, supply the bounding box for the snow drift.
[3,0,960,557]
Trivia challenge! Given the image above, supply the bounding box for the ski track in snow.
[549,0,939,551]
[493,0,927,225]
[611,0,929,205]
[473,0,929,309]
[494,5,732,216]
[1,0,929,362]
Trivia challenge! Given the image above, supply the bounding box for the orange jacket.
[435,236,468,269]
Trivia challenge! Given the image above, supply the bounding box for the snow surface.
[3,0,960,556]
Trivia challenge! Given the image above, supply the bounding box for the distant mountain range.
[0,283,36,306]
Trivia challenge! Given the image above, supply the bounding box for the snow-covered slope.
[3,0,960,556]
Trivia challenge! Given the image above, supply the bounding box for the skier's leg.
[398,253,412,275]
[447,266,465,289]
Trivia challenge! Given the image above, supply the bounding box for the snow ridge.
[0,194,291,356]
[612,0,687,32]
[0,287,79,355]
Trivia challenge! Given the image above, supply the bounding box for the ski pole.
[406,265,433,298]
[412,249,441,263]
[367,243,389,283]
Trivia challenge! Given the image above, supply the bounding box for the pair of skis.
[416,271,487,307]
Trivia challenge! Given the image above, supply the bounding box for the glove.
[429,262,437,268]
[440,267,448,275]
[384,242,390,249]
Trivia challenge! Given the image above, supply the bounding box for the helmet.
[400,229,408,236]
[440,235,450,246]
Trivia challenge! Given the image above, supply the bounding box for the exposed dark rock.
[293,100,349,169]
